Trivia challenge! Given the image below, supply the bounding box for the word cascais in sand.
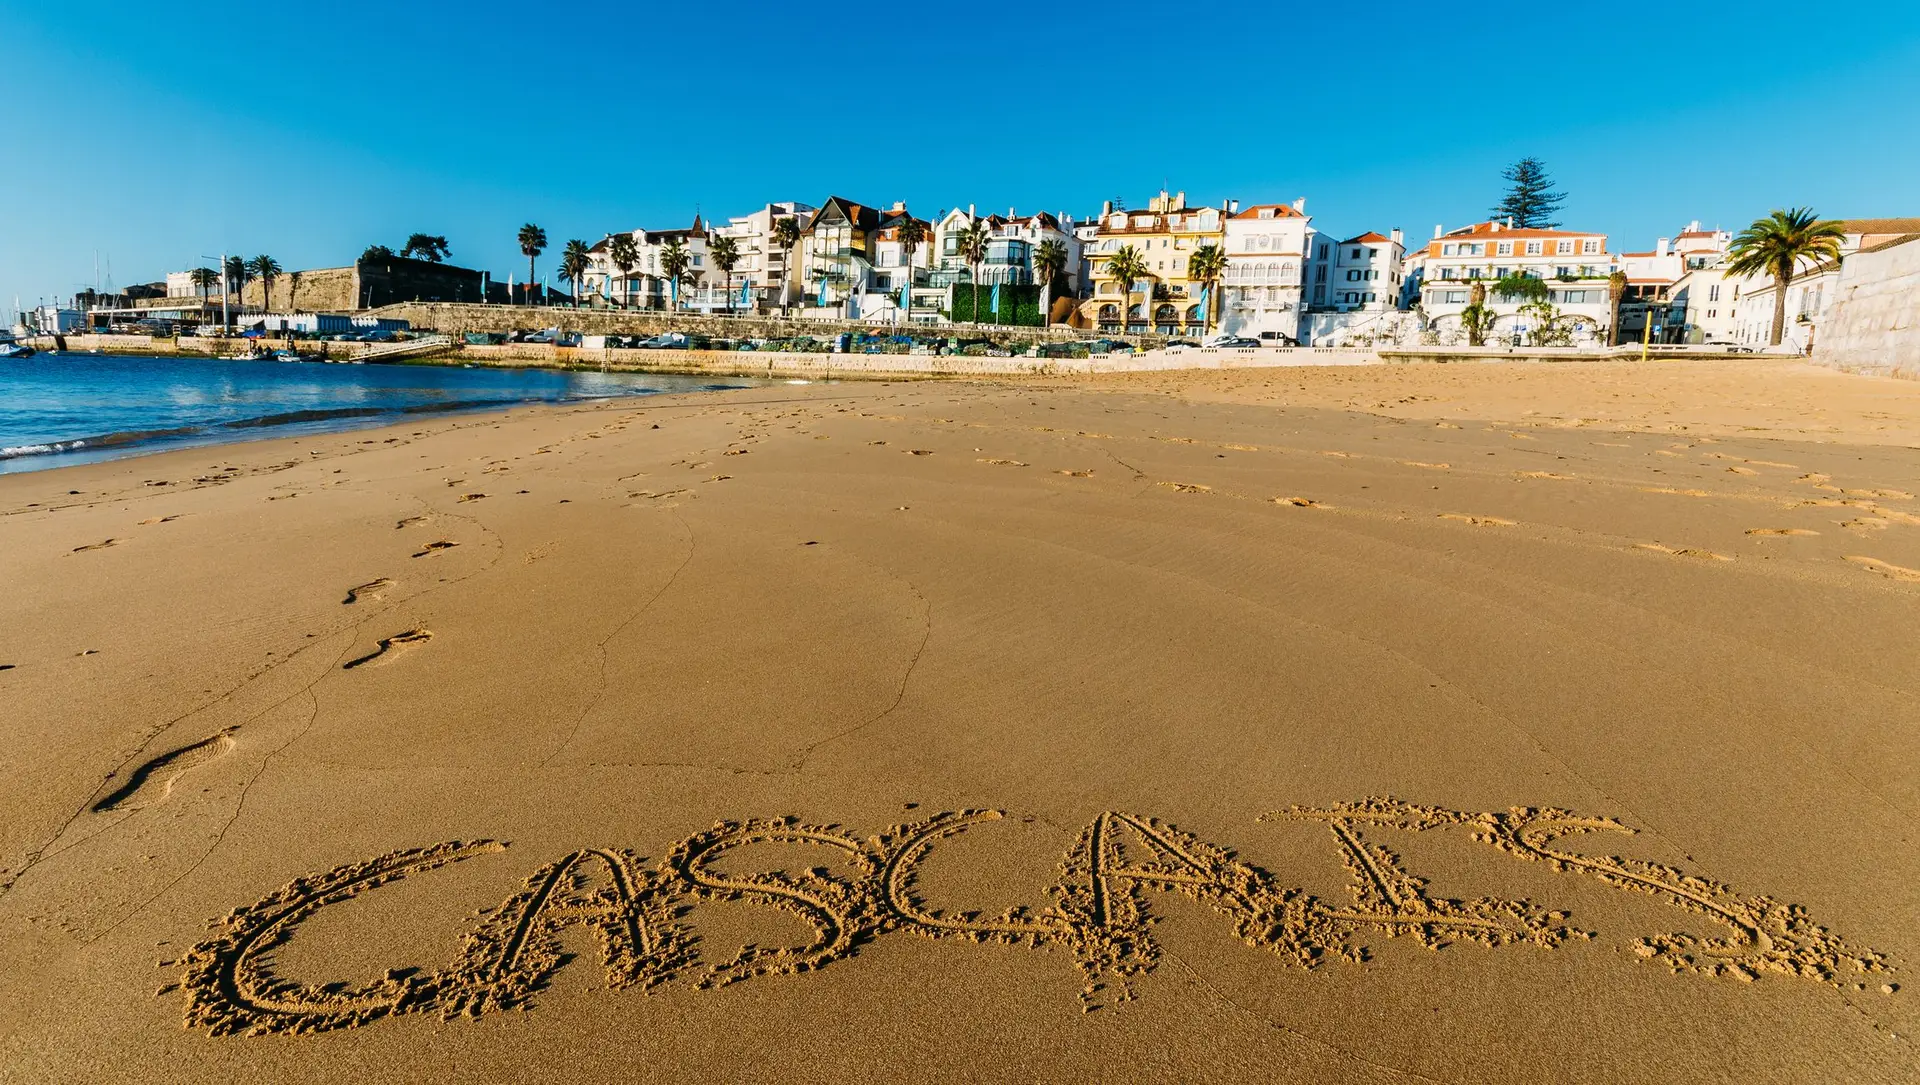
[166,799,1893,1037]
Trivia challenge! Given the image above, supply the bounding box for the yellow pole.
[1641,306,1653,362]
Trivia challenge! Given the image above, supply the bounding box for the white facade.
[1322,229,1405,313]
[712,201,816,312]
[582,218,723,312]
[1415,221,1615,344]
[1220,200,1312,340]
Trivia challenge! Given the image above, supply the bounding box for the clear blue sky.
[4,0,1918,316]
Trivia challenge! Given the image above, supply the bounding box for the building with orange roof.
[1412,220,1616,344]
[1078,190,1227,336]
[1220,199,1314,341]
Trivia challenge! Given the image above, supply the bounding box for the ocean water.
[0,353,755,474]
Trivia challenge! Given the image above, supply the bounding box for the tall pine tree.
[1490,158,1567,229]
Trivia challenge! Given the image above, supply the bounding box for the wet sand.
[1,358,1915,1082]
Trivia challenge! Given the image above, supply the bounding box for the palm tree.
[1187,243,1227,336]
[958,218,991,323]
[1606,270,1628,345]
[287,270,303,311]
[894,219,926,323]
[659,239,691,311]
[1725,207,1846,347]
[1033,238,1068,327]
[247,255,281,311]
[517,223,548,305]
[1461,281,1496,346]
[608,234,639,309]
[1103,244,1147,336]
[558,240,590,308]
[709,235,741,314]
[189,266,219,301]
[772,216,802,315]
[223,256,249,305]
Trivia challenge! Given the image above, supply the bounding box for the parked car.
[637,332,704,350]
[1703,340,1755,353]
[1206,334,1261,348]
[1257,331,1300,346]
[1166,339,1202,348]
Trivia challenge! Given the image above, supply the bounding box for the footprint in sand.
[1845,556,1920,582]
[457,493,487,503]
[342,630,433,670]
[91,731,235,813]
[1276,496,1330,508]
[136,515,181,525]
[1517,471,1574,480]
[343,578,393,605]
[979,458,1028,467]
[71,538,119,552]
[906,449,934,456]
[1641,487,1712,498]
[395,516,429,529]
[411,541,458,558]
[1635,543,1732,562]
[1440,513,1516,526]
[1402,461,1451,470]
[1746,528,1819,537]
[1159,482,1211,494]
[1056,469,1094,478]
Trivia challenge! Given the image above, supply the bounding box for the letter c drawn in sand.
[173,840,505,1036]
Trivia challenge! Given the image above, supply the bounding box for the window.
[1562,290,1589,304]
[1444,290,1467,304]
[1497,241,1513,256]
[1556,241,1573,254]
[1442,244,1457,256]
[1368,248,1378,259]
[1525,241,1543,255]
[1347,270,1361,281]
[1709,284,1720,302]
[1582,240,1600,254]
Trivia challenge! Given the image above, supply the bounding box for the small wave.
[1,425,206,459]
[220,407,388,429]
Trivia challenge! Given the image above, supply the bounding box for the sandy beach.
[1,356,1915,1083]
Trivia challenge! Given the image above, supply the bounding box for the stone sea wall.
[1815,236,1920,380]
[368,301,1094,344]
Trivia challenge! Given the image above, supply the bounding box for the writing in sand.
[167,798,1894,1037]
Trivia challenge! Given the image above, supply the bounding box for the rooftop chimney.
[1227,199,1239,214]
[1434,225,1444,239]
[1102,200,1113,217]
[1689,220,1701,232]
[968,203,975,218]
[1390,227,1403,246]
[1293,197,1307,213]
[1657,237,1671,257]
[1506,217,1515,229]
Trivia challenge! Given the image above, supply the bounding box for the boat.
[0,337,34,359]
[271,349,322,364]
[232,347,273,362]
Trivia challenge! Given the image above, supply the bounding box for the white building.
[1219,200,1313,341]
[712,201,817,313]
[1414,221,1615,345]
[583,216,718,311]
[1722,217,1920,351]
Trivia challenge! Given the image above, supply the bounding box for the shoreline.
[2,362,1917,1082]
